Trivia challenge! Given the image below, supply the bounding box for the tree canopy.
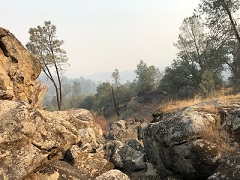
[26,21,68,110]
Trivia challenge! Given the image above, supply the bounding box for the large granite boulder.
[0,27,46,108]
[143,101,237,179]
[0,100,111,179]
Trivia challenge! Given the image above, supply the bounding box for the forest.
[27,0,240,119]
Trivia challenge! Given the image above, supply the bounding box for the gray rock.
[221,110,240,140]
[104,140,146,172]
[208,151,240,180]
[126,139,145,153]
[143,106,223,179]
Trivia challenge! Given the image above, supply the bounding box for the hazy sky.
[2,0,200,78]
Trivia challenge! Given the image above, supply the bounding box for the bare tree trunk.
[111,86,120,117]
[41,55,61,111]
[221,0,240,44]
[54,62,62,111]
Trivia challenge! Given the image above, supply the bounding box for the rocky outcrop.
[143,101,239,179]
[0,100,111,179]
[0,27,46,108]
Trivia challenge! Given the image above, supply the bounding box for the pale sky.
[2,0,200,78]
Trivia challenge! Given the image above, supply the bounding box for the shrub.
[93,115,109,135]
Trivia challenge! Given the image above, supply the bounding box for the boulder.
[108,119,149,143]
[96,169,130,180]
[24,161,89,180]
[143,104,230,179]
[0,27,46,108]
[126,139,145,153]
[65,145,114,178]
[221,109,240,141]
[104,140,146,172]
[208,151,240,180]
[0,100,105,179]
[124,162,162,180]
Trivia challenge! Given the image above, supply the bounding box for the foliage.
[26,21,68,110]
[200,0,240,92]
[41,76,98,111]
[135,60,162,95]
[111,68,121,87]
[95,82,113,110]
[198,70,216,97]
[161,15,225,98]
[80,96,96,110]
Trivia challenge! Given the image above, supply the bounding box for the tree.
[111,68,121,116]
[161,61,197,98]
[80,95,96,110]
[135,60,161,95]
[111,68,121,87]
[198,70,216,97]
[26,21,68,110]
[200,0,240,91]
[200,0,240,43]
[70,81,84,108]
[95,82,113,115]
[161,15,225,97]
[111,85,120,117]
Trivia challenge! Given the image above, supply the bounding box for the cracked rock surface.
[0,100,110,179]
[143,100,240,179]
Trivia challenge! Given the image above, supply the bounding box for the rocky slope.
[0,27,117,180]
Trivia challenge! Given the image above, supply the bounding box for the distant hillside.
[38,74,99,107]
[86,70,136,84]
[38,70,136,101]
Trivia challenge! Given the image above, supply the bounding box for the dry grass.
[158,89,240,113]
[196,105,218,114]
[159,96,204,113]
[201,126,236,156]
